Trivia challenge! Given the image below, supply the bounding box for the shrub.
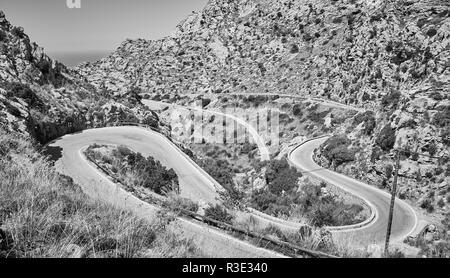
[201,98,211,108]
[441,129,450,146]
[250,189,278,212]
[420,198,434,213]
[125,87,143,104]
[0,30,7,42]
[168,195,199,214]
[381,90,401,108]
[292,104,303,117]
[376,124,396,151]
[386,249,406,258]
[321,135,356,167]
[432,106,450,128]
[303,185,364,227]
[385,164,394,180]
[427,142,437,157]
[204,204,234,225]
[37,59,51,75]
[142,115,158,129]
[290,44,299,54]
[11,27,25,38]
[265,159,302,195]
[306,108,330,125]
[426,28,437,37]
[88,145,179,196]
[197,158,235,194]
[352,111,376,135]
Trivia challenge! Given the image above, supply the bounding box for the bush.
[432,106,450,128]
[0,30,7,42]
[441,129,450,146]
[11,27,25,38]
[420,198,434,213]
[197,158,235,194]
[168,195,199,214]
[376,124,396,151]
[37,59,51,75]
[87,145,179,196]
[352,111,376,135]
[292,104,303,117]
[204,204,234,225]
[290,44,299,54]
[321,135,356,167]
[265,159,302,195]
[381,90,401,108]
[125,87,143,104]
[385,164,394,179]
[426,28,437,37]
[306,109,330,125]
[250,190,278,212]
[142,115,158,129]
[386,249,405,258]
[202,98,211,108]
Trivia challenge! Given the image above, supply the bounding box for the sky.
[0,0,208,66]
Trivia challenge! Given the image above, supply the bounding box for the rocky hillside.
[76,0,449,212]
[77,0,449,100]
[0,10,161,144]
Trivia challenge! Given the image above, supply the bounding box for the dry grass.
[0,130,201,258]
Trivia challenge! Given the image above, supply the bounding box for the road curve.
[142,99,270,161]
[46,126,284,258]
[289,137,418,246]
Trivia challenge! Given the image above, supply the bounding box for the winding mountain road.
[289,137,418,246]
[47,98,420,256]
[141,99,420,246]
[47,126,284,258]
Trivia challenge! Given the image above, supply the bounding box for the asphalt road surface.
[289,137,418,245]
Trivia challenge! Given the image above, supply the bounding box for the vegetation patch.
[352,111,376,135]
[84,144,179,196]
[204,204,234,225]
[376,124,396,151]
[249,159,364,227]
[320,135,356,168]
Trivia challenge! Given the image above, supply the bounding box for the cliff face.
[0,11,161,143]
[76,0,449,208]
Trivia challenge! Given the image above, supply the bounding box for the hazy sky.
[1,0,208,65]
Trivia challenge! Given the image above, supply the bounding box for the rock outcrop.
[0,11,161,143]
